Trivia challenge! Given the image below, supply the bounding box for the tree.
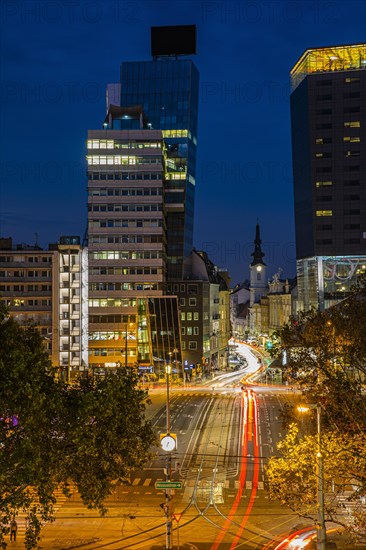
[0,306,156,548]
[266,424,366,538]
[266,276,366,539]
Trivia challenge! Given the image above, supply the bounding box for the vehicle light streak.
[210,392,249,550]
[268,527,338,550]
[229,391,260,549]
[210,390,260,550]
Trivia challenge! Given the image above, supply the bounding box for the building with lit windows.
[107,28,199,281]
[87,106,170,373]
[0,236,88,379]
[290,43,366,311]
[167,250,231,379]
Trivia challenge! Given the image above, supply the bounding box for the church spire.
[250,222,266,267]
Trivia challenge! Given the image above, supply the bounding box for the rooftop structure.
[290,43,366,91]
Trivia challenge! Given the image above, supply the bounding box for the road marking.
[143,478,151,486]
[132,478,140,485]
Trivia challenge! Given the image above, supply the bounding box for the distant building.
[167,249,231,379]
[0,236,88,379]
[250,273,293,338]
[230,282,250,340]
[290,43,366,311]
[231,224,295,340]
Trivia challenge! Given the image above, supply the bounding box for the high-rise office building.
[107,26,199,280]
[290,43,366,311]
[87,106,168,372]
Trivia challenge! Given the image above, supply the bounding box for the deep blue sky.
[1,0,365,285]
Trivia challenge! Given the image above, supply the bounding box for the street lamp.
[297,404,326,550]
[164,362,173,550]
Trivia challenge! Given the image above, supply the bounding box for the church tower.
[249,223,267,307]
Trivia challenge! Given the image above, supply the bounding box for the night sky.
[1,0,365,285]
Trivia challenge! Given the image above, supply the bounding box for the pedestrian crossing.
[127,476,267,491]
[10,484,76,538]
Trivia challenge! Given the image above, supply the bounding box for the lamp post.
[125,324,128,369]
[165,362,173,550]
[297,404,326,550]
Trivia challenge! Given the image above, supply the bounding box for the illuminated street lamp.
[297,404,326,550]
[163,359,173,550]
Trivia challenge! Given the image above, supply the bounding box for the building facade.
[0,236,88,379]
[108,56,199,280]
[290,43,366,311]
[167,250,230,379]
[87,106,168,373]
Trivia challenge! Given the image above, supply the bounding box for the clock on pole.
[160,433,177,451]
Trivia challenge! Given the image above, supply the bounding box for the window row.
[181,326,199,335]
[316,77,361,86]
[0,270,51,278]
[89,315,136,324]
[89,299,137,307]
[316,238,361,245]
[87,156,162,166]
[90,250,163,260]
[90,282,160,292]
[89,187,162,197]
[180,297,197,306]
[181,341,197,350]
[0,256,52,263]
[4,298,51,307]
[316,195,360,201]
[88,348,137,356]
[316,136,361,145]
[316,92,361,100]
[89,235,164,244]
[0,284,52,292]
[90,267,162,276]
[316,107,360,115]
[162,129,190,138]
[181,312,199,321]
[88,172,163,181]
[316,150,361,158]
[87,140,162,150]
[89,219,163,229]
[89,204,163,213]
[316,121,361,130]
[316,209,362,216]
[317,224,361,230]
[90,279,161,291]
[89,332,135,340]
[316,166,360,173]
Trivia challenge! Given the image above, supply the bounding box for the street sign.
[155,481,182,489]
[173,513,183,523]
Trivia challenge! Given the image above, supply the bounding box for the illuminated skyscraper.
[87,104,183,377]
[107,26,199,281]
[290,43,366,311]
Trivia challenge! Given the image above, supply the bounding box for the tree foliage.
[266,276,366,539]
[267,424,366,536]
[0,306,156,548]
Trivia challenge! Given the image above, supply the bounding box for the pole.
[316,404,326,550]
[165,364,173,549]
[125,324,128,369]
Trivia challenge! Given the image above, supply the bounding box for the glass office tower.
[290,44,366,311]
[108,59,199,281]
